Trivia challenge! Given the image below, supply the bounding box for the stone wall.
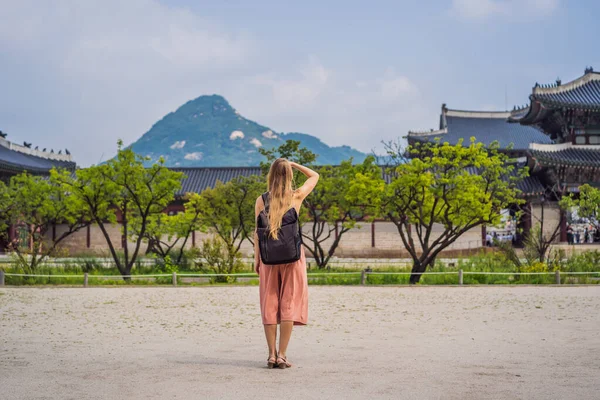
[47,221,485,258]
[531,202,562,243]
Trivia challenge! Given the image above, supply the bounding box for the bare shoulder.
[255,195,264,214]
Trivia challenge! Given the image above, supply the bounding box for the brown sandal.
[276,356,292,369]
[267,355,277,369]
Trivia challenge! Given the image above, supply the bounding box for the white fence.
[1,270,599,286]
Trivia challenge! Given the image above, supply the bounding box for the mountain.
[127,95,366,167]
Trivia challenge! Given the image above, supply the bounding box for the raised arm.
[253,196,263,275]
[290,161,319,201]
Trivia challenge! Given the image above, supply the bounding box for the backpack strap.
[261,192,270,213]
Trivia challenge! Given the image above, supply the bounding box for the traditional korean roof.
[0,137,76,174]
[173,164,544,197]
[529,143,600,169]
[518,175,546,196]
[173,167,261,196]
[512,67,600,124]
[407,106,552,150]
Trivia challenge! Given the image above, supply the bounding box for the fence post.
[458,269,463,286]
[83,273,88,288]
[172,272,177,287]
[555,270,561,285]
[0,270,4,286]
[360,269,367,286]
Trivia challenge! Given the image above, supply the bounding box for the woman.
[254,158,319,369]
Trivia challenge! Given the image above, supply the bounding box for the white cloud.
[184,152,203,160]
[0,1,431,164]
[379,74,418,100]
[0,0,254,166]
[230,130,244,140]
[251,56,331,111]
[451,0,559,20]
[170,140,186,149]
[250,138,262,147]
[233,59,427,155]
[262,130,278,139]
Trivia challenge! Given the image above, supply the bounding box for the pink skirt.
[258,248,308,325]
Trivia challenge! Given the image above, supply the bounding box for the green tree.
[516,186,566,263]
[561,184,600,222]
[382,139,524,284]
[5,171,90,273]
[197,236,245,283]
[197,178,261,274]
[55,141,183,280]
[258,139,317,175]
[301,156,384,268]
[139,193,206,265]
[0,180,12,239]
[260,140,384,268]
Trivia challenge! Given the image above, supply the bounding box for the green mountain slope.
[127,95,366,167]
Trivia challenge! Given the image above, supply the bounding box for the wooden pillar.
[522,202,532,240]
[371,222,375,248]
[86,225,91,248]
[560,209,567,242]
[481,225,487,247]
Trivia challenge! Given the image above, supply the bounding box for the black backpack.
[256,192,302,265]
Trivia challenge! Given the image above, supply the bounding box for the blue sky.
[0,0,598,165]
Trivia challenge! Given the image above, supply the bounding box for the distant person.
[567,226,573,245]
[576,230,581,244]
[254,158,319,369]
[486,233,492,247]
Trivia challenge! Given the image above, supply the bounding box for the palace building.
[0,135,76,182]
[407,67,600,245]
[2,68,599,257]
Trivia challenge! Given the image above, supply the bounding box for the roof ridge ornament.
[585,66,594,74]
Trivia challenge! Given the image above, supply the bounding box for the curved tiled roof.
[172,164,544,197]
[513,69,600,125]
[0,143,76,174]
[408,108,552,150]
[530,144,600,168]
[532,72,600,110]
[173,167,261,196]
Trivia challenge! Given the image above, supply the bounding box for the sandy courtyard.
[1,286,599,400]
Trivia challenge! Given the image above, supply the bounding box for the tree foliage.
[382,139,524,283]
[259,139,317,175]
[301,156,384,268]
[55,141,183,279]
[137,193,206,265]
[0,180,12,237]
[561,184,600,222]
[4,171,89,272]
[260,139,383,268]
[197,177,263,273]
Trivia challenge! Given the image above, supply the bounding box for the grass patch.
[1,251,599,286]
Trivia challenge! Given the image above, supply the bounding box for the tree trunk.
[409,261,427,284]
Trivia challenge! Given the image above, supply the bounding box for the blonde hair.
[266,158,294,239]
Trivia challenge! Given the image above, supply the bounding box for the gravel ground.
[1,286,599,400]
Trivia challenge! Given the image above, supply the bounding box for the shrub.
[197,237,244,283]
